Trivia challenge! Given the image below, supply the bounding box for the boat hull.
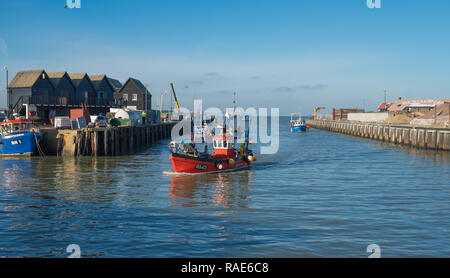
[291,125,307,133]
[170,153,250,174]
[0,132,40,157]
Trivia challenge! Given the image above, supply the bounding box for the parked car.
[95,114,108,128]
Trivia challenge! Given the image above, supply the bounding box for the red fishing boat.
[169,133,256,174]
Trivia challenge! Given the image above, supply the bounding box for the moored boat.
[0,118,40,156]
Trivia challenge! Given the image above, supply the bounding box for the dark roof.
[89,74,104,90]
[8,70,47,88]
[121,78,151,96]
[69,73,89,87]
[108,78,122,90]
[47,72,74,88]
[131,78,147,94]
[68,73,97,93]
[89,74,116,92]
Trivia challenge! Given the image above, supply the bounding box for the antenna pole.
[233,91,236,113]
[5,66,9,112]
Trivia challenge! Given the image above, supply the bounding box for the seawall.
[39,123,176,156]
[306,120,450,151]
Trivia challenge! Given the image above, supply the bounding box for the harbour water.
[0,117,449,257]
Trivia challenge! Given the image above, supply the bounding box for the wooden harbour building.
[115,77,152,111]
[7,70,125,121]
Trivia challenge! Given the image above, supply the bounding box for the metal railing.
[8,96,25,118]
[23,96,122,108]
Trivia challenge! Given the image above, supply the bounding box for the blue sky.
[1,0,450,115]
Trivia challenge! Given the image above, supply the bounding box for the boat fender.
[217,163,224,170]
[306,125,310,129]
[168,141,176,148]
[228,159,235,165]
[248,156,254,162]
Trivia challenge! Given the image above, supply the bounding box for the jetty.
[306,120,450,151]
[39,123,175,156]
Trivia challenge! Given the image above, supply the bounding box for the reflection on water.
[169,171,254,208]
[0,117,449,257]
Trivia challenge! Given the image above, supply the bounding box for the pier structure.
[306,120,450,151]
[39,123,176,156]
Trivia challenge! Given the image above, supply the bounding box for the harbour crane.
[170,82,181,114]
[314,107,326,120]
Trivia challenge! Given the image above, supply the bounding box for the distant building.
[388,98,450,114]
[411,102,450,126]
[8,70,55,118]
[116,78,151,111]
[332,108,365,121]
[8,70,123,121]
[377,102,393,112]
[89,74,116,106]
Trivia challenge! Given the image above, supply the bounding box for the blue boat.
[290,113,308,133]
[0,118,40,156]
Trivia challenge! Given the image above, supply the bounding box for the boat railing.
[0,121,36,134]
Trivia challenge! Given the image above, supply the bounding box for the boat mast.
[298,105,301,120]
[233,92,237,149]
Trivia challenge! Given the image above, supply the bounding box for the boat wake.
[163,165,250,176]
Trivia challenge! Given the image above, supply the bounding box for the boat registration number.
[195,164,208,170]
[11,140,23,145]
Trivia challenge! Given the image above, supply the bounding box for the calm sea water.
[1,117,449,258]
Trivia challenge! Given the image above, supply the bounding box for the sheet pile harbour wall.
[306,120,450,151]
